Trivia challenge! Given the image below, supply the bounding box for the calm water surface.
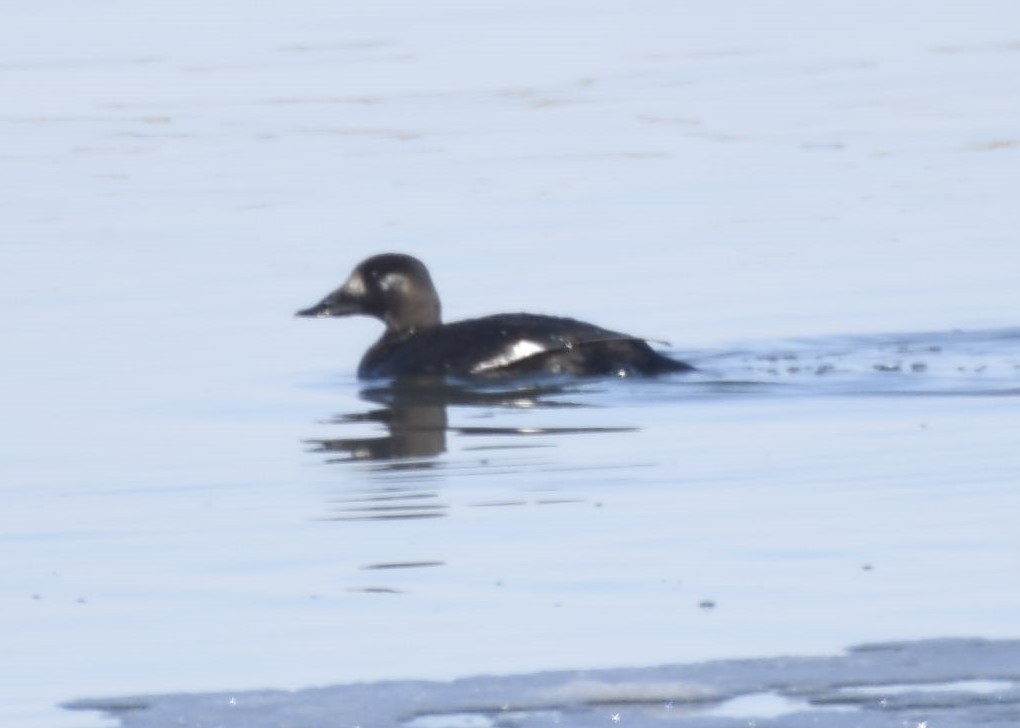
[8,326,1020,728]
[5,1,1020,725]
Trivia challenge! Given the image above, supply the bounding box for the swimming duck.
[297,253,694,379]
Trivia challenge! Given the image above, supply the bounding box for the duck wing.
[360,313,691,378]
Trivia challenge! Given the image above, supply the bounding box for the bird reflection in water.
[306,377,625,465]
[311,378,454,465]
[305,377,637,522]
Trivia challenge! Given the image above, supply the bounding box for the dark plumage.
[296,253,694,380]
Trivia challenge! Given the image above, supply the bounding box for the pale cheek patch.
[378,272,406,293]
[343,272,366,297]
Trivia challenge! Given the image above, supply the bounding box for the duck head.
[296,253,442,336]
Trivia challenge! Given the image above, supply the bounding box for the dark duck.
[297,254,694,379]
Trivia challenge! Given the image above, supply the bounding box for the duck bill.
[295,286,363,318]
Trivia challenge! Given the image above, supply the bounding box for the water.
[3,1,1019,726]
[11,331,1020,727]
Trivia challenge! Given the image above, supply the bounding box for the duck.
[296,253,694,379]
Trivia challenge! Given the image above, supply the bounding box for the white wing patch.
[471,339,549,373]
